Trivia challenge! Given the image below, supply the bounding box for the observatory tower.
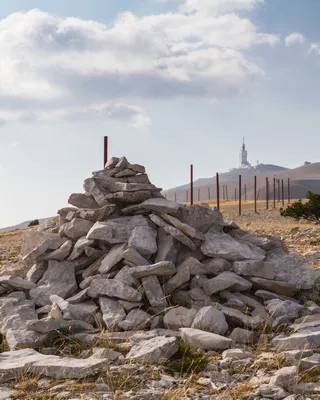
[239,138,250,167]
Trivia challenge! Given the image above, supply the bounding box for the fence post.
[216,173,220,210]
[190,165,194,205]
[281,179,284,206]
[288,178,291,204]
[266,177,269,209]
[254,175,257,213]
[273,177,276,208]
[244,184,247,202]
[104,136,108,167]
[277,179,280,202]
[239,175,242,216]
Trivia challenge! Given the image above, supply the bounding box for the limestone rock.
[50,295,97,324]
[0,275,37,290]
[29,261,78,306]
[26,262,48,283]
[150,214,196,251]
[232,260,276,279]
[68,193,100,209]
[0,348,109,380]
[191,306,228,335]
[59,218,94,240]
[27,318,94,334]
[202,272,252,295]
[202,258,232,275]
[40,240,73,261]
[98,243,127,274]
[272,329,320,350]
[123,198,181,216]
[126,336,179,364]
[159,213,205,240]
[178,205,224,233]
[163,307,197,330]
[99,298,126,330]
[121,247,150,267]
[128,225,157,256]
[130,261,176,279]
[180,328,233,350]
[220,306,265,330]
[68,237,94,260]
[88,279,143,302]
[118,309,152,330]
[142,275,168,310]
[250,277,298,297]
[201,233,266,261]
[299,353,320,373]
[155,232,180,266]
[229,328,257,344]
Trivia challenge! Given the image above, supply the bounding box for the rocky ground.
[0,160,319,400]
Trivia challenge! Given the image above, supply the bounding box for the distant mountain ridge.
[0,218,50,234]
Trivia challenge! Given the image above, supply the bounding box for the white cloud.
[11,141,20,147]
[0,2,279,127]
[309,43,320,55]
[285,32,304,47]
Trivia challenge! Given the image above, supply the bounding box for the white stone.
[142,275,168,310]
[202,272,252,296]
[128,225,157,256]
[201,233,265,261]
[180,328,233,351]
[232,260,276,279]
[118,309,152,331]
[29,261,78,306]
[126,336,179,364]
[130,261,176,279]
[98,244,127,274]
[191,306,228,335]
[68,237,94,260]
[59,218,94,240]
[99,298,126,330]
[88,279,143,302]
[0,275,37,290]
[163,307,197,330]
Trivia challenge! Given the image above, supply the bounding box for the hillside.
[163,162,320,203]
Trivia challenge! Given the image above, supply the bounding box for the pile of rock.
[0,156,320,394]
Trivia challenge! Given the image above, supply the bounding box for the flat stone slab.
[159,213,205,240]
[201,233,265,262]
[59,218,94,240]
[178,205,224,233]
[123,198,181,216]
[142,275,168,309]
[29,261,78,306]
[98,243,127,274]
[250,277,298,297]
[272,329,320,350]
[299,354,320,373]
[126,336,179,364]
[128,225,157,256]
[0,275,37,290]
[150,214,196,251]
[202,272,252,295]
[0,348,109,380]
[68,193,100,209]
[88,279,143,302]
[99,298,126,330]
[27,317,94,334]
[232,260,276,280]
[130,261,176,279]
[121,247,150,267]
[180,328,233,350]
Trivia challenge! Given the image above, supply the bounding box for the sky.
[1,0,320,228]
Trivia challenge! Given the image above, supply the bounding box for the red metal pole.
[254,176,257,213]
[216,173,220,210]
[277,179,280,202]
[190,165,194,205]
[266,177,269,210]
[239,175,242,216]
[104,136,108,167]
[273,177,276,208]
[288,178,291,204]
[281,179,284,206]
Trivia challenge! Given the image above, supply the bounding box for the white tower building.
[239,137,250,167]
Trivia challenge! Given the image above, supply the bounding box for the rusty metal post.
[244,184,247,202]
[254,175,257,213]
[277,179,280,202]
[273,177,276,208]
[216,173,220,210]
[288,178,291,204]
[190,165,194,205]
[239,175,242,216]
[281,179,284,206]
[104,136,108,167]
[266,177,269,210]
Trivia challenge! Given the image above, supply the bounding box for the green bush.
[280,191,320,222]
